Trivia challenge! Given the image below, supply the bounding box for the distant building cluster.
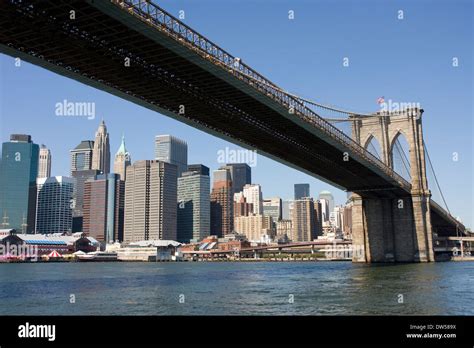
[0,121,353,249]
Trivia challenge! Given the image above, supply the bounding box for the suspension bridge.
[0,0,468,262]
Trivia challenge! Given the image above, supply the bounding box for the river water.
[0,261,472,315]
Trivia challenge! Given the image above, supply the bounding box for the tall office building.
[91,120,111,174]
[154,135,187,177]
[319,198,330,222]
[70,140,94,173]
[319,191,335,217]
[234,195,253,217]
[37,145,51,179]
[35,176,74,234]
[239,184,263,215]
[314,200,323,237]
[291,197,318,242]
[70,140,98,232]
[187,164,210,176]
[83,174,124,243]
[71,169,100,232]
[124,160,177,242]
[0,135,39,233]
[219,163,251,194]
[113,135,131,181]
[177,167,210,243]
[262,197,282,222]
[210,169,233,237]
[332,206,344,230]
[282,200,294,220]
[294,183,310,200]
[343,204,353,238]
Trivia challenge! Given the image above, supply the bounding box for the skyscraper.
[0,134,39,233]
[70,140,94,173]
[291,197,318,242]
[154,135,187,177]
[332,206,344,230]
[282,200,294,220]
[241,184,263,215]
[262,197,282,222]
[70,140,99,232]
[314,200,323,237]
[319,190,335,217]
[343,204,353,239]
[71,169,100,232]
[37,144,51,179]
[319,198,330,222]
[35,176,75,234]
[91,120,111,174]
[177,166,210,243]
[210,169,233,237]
[294,183,310,200]
[83,173,124,243]
[219,163,251,194]
[113,135,131,181]
[124,160,177,242]
[187,164,210,176]
[234,195,253,218]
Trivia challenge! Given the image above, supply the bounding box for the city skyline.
[0,128,350,241]
[0,1,471,227]
[0,122,348,206]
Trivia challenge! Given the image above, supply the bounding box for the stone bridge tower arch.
[349,108,434,263]
[351,108,429,190]
[388,130,409,166]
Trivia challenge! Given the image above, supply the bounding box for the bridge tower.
[349,108,435,262]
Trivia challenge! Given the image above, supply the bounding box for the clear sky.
[0,0,472,226]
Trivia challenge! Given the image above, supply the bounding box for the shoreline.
[0,257,351,263]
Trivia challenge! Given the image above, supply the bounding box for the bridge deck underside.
[430,206,461,236]
[0,0,407,198]
[0,0,463,233]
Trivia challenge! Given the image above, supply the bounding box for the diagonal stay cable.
[423,141,450,214]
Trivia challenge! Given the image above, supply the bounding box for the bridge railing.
[114,0,411,190]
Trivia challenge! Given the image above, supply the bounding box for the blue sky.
[0,0,472,226]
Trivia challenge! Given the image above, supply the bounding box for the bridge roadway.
[181,240,353,256]
[239,240,352,253]
[181,237,471,257]
[0,0,464,235]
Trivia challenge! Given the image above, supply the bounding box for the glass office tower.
[177,167,210,243]
[0,134,39,233]
[154,135,188,177]
[294,183,310,200]
[35,176,75,234]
